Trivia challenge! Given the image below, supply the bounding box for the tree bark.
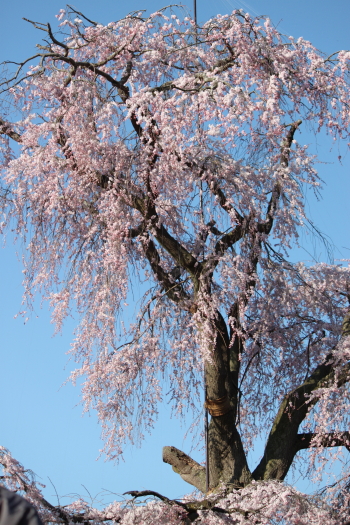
[163,312,252,492]
[162,447,206,493]
[204,313,252,489]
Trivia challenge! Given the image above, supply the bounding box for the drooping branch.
[202,122,302,275]
[55,116,79,170]
[0,459,84,524]
[2,19,132,102]
[150,48,240,96]
[221,122,304,413]
[258,120,302,235]
[124,488,253,521]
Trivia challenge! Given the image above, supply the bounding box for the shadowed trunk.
[204,312,252,489]
[206,413,252,489]
[163,311,252,492]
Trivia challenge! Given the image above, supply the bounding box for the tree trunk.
[204,311,252,489]
[206,412,252,489]
[163,310,252,492]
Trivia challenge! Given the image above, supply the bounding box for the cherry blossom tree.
[1,5,350,523]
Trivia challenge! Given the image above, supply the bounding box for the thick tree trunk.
[163,310,252,492]
[162,416,251,493]
[207,412,252,489]
[204,312,252,489]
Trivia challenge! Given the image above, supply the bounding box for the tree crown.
[0,6,350,511]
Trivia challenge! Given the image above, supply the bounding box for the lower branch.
[124,490,188,510]
[125,489,250,523]
[162,446,206,493]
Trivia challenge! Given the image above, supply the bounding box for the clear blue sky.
[0,0,349,507]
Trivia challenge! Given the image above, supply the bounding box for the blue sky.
[0,0,349,507]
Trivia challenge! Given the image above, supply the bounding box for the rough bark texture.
[162,447,206,493]
[207,414,252,489]
[204,314,252,489]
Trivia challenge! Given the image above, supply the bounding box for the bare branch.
[47,23,69,55]
[258,120,302,235]
[66,5,98,26]
[22,18,48,33]
[162,446,206,493]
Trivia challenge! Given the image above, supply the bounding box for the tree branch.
[124,487,249,522]
[128,192,203,285]
[258,120,302,235]
[200,124,301,274]
[141,235,190,304]
[0,118,22,143]
[66,5,98,26]
[162,446,206,493]
[219,122,303,415]
[296,432,350,453]
[124,489,188,510]
[213,221,246,260]
[253,320,350,481]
